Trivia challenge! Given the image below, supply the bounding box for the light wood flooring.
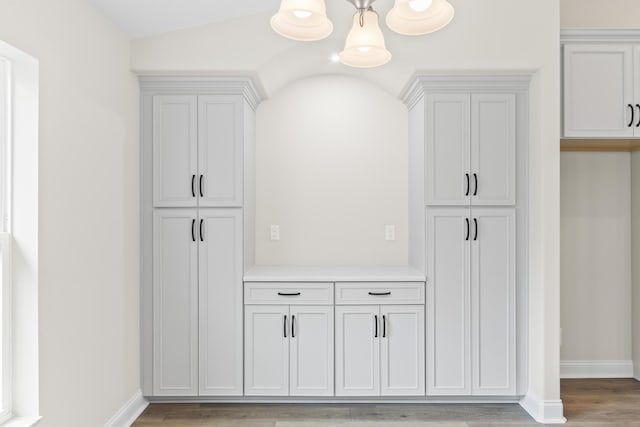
[133,379,640,426]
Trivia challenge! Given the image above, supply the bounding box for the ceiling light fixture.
[270,0,455,68]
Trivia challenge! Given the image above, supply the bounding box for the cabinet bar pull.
[191,175,196,198]
[191,219,196,242]
[374,315,378,338]
[473,173,478,196]
[382,315,387,338]
[629,104,635,127]
[636,105,640,127]
[465,173,470,196]
[465,218,470,241]
[284,315,288,338]
[368,291,391,296]
[199,219,204,242]
[199,175,204,198]
[473,218,478,241]
[292,315,296,338]
[277,292,301,296]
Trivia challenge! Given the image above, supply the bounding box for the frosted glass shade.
[271,0,333,41]
[386,0,455,36]
[339,10,392,68]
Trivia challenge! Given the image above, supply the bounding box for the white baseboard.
[520,392,566,424]
[560,360,634,379]
[104,390,149,427]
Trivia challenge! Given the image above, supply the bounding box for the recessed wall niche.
[256,75,409,265]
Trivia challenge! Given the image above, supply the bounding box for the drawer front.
[335,282,425,305]
[244,282,333,305]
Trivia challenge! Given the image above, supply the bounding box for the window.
[0,55,11,423]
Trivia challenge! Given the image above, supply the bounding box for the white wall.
[256,76,408,265]
[0,0,140,426]
[560,153,632,361]
[632,151,640,379]
[561,0,640,28]
[132,0,563,413]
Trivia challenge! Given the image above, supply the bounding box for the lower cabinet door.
[380,305,425,396]
[244,305,289,396]
[426,208,471,396]
[198,209,243,396]
[335,306,380,396]
[152,209,198,396]
[289,306,334,396]
[471,208,516,396]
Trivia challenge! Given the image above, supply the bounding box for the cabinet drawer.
[335,282,425,305]
[244,282,333,305]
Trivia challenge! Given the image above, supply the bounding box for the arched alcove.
[255,74,409,265]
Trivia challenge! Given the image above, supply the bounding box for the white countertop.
[243,266,426,282]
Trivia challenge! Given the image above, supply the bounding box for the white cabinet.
[152,209,199,396]
[425,209,470,396]
[153,95,244,208]
[563,44,636,138]
[289,306,334,396]
[426,93,516,206]
[380,305,425,396]
[198,209,243,396]
[335,306,380,396]
[244,305,289,396]
[335,282,425,397]
[153,209,243,397]
[244,283,334,397]
[153,96,198,208]
[426,208,516,396]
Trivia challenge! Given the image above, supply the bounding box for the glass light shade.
[339,10,392,68]
[270,0,333,41]
[386,0,454,36]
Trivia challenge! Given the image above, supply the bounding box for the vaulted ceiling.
[87,0,281,38]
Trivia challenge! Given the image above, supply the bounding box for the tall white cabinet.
[404,76,528,397]
[141,77,261,397]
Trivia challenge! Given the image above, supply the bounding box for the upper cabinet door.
[153,96,198,207]
[198,96,244,207]
[289,305,334,397]
[380,305,425,396]
[471,94,516,206]
[335,306,380,396]
[635,46,640,137]
[244,305,290,396]
[425,94,471,206]
[471,208,516,396]
[563,44,635,138]
[198,209,243,396]
[152,209,198,396]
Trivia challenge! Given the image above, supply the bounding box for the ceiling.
[87,0,281,38]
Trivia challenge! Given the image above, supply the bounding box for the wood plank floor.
[133,379,640,426]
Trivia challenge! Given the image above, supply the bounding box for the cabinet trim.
[561,29,640,44]
[140,76,264,110]
[402,75,531,110]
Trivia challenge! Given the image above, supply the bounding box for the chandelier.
[271,0,455,68]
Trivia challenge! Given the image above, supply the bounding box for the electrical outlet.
[270,225,280,241]
[385,225,396,241]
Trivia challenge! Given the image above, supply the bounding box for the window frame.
[0,55,12,423]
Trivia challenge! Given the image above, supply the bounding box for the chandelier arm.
[346,0,377,11]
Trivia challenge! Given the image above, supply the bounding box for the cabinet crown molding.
[139,75,264,110]
[561,29,640,44]
[400,74,532,109]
